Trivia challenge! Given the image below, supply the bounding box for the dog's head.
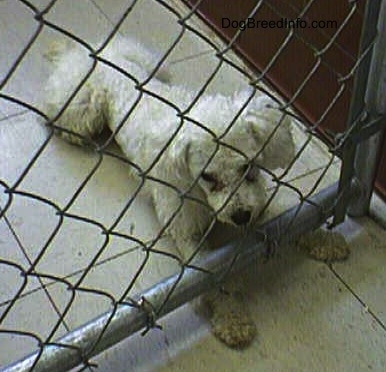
[185,91,295,226]
[188,142,267,225]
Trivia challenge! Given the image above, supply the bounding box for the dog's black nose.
[231,209,251,225]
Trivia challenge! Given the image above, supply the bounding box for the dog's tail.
[105,36,172,83]
[43,39,71,64]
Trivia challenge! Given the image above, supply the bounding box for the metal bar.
[348,130,385,216]
[332,0,383,225]
[3,182,339,372]
[348,0,386,217]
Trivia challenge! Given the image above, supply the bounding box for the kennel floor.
[1,1,386,371]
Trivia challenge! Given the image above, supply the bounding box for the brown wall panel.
[185,0,386,201]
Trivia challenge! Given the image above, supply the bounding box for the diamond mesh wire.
[0,0,383,370]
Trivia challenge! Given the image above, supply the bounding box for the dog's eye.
[201,172,224,191]
[241,164,259,182]
[201,172,217,183]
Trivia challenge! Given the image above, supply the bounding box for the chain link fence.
[1,0,385,370]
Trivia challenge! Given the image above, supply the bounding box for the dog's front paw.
[211,306,257,349]
[204,289,257,349]
[298,228,350,262]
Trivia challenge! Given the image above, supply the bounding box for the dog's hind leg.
[43,58,110,147]
[45,82,109,146]
[43,44,110,146]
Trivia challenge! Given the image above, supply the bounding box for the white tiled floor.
[155,216,386,372]
[1,0,385,371]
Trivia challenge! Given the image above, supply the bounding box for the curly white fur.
[43,36,295,258]
[42,36,295,348]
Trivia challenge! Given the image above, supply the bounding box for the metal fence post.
[332,0,384,225]
[348,0,386,217]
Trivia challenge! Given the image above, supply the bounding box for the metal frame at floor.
[4,182,339,372]
[3,0,386,370]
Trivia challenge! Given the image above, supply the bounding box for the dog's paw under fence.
[0,0,385,371]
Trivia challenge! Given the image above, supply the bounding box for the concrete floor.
[1,0,386,371]
[157,213,386,372]
[84,208,386,372]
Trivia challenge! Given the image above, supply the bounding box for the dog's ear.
[182,140,212,188]
[162,139,193,184]
[245,97,295,170]
[177,141,191,175]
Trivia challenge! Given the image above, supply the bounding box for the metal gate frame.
[183,0,386,203]
[2,0,386,371]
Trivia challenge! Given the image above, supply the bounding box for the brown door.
[184,0,386,201]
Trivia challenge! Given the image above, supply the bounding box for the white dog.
[42,36,295,348]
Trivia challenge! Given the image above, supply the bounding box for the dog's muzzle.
[231,209,251,226]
